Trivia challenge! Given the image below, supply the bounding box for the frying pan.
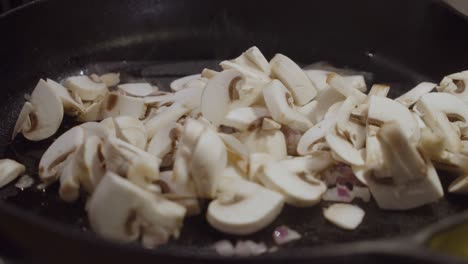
[1,0,468,263]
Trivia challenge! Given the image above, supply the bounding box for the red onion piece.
[273,225,301,245]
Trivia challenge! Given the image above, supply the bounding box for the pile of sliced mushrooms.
[4,46,468,250]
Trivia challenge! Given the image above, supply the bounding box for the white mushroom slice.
[367,84,390,98]
[270,54,318,106]
[64,75,108,101]
[220,49,270,81]
[296,100,318,121]
[278,152,334,176]
[46,79,83,115]
[431,150,468,173]
[58,153,80,202]
[237,128,287,160]
[248,153,275,182]
[201,68,219,79]
[38,126,85,182]
[323,203,365,230]
[99,72,120,87]
[297,117,336,156]
[207,176,284,235]
[190,127,227,198]
[438,70,468,103]
[244,46,271,75]
[223,166,246,180]
[200,69,245,126]
[395,82,436,107]
[310,87,345,123]
[158,171,200,216]
[415,92,468,152]
[147,122,181,160]
[366,160,443,210]
[263,80,313,132]
[170,74,204,92]
[144,93,174,107]
[77,99,104,122]
[304,70,367,93]
[262,118,281,130]
[448,175,468,194]
[101,92,146,119]
[101,116,147,149]
[418,128,445,158]
[12,102,34,140]
[365,125,382,170]
[326,128,364,166]
[345,75,367,92]
[335,96,366,148]
[219,133,249,174]
[350,104,368,125]
[368,95,419,141]
[222,107,269,131]
[326,73,367,102]
[351,148,369,185]
[102,137,160,188]
[258,162,327,207]
[20,79,64,141]
[375,122,427,184]
[172,119,207,185]
[117,83,155,97]
[145,103,190,139]
[0,159,25,188]
[87,171,186,243]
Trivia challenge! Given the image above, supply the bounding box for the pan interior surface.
[0,0,468,260]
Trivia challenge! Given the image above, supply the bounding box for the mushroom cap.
[207,176,284,235]
[22,79,64,141]
[38,126,85,181]
[270,54,318,106]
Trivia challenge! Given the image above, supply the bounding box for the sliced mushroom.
[365,160,443,210]
[258,161,327,207]
[12,102,34,140]
[367,84,390,98]
[201,68,219,79]
[190,126,227,198]
[102,136,160,188]
[248,153,275,182]
[147,122,181,165]
[326,128,364,166]
[350,104,368,125]
[102,92,146,119]
[117,83,155,97]
[220,48,270,81]
[368,95,419,141]
[262,118,282,130]
[207,176,284,235]
[87,171,186,243]
[47,79,83,115]
[375,122,427,184]
[296,100,318,121]
[278,152,334,177]
[58,153,80,202]
[77,99,104,122]
[395,82,436,107]
[99,72,120,87]
[158,171,200,216]
[38,126,85,182]
[0,159,25,188]
[64,75,108,101]
[101,116,147,149]
[263,80,313,132]
[438,70,468,103]
[270,54,318,106]
[219,133,249,174]
[221,107,269,131]
[415,92,468,152]
[20,79,64,141]
[297,116,337,156]
[335,96,366,149]
[310,87,345,123]
[304,69,367,93]
[323,203,365,230]
[326,73,367,102]
[145,103,190,139]
[236,128,287,160]
[170,74,205,92]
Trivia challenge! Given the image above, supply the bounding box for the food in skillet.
[6,46,468,250]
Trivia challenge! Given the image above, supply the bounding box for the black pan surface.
[0,0,468,263]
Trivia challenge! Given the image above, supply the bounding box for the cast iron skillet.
[1,0,468,263]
